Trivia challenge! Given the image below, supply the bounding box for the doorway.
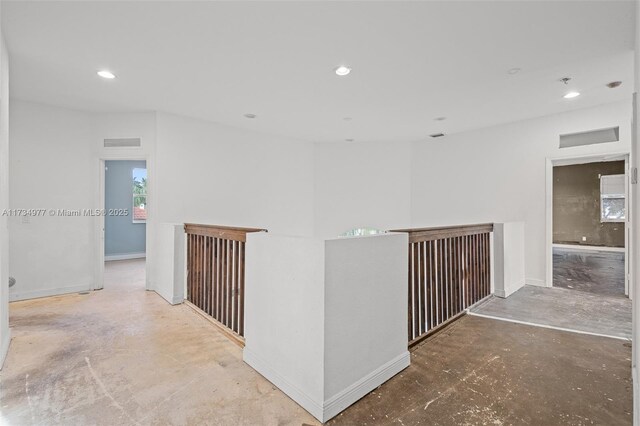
[103,160,147,289]
[546,154,630,299]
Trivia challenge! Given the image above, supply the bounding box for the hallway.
[0,260,318,425]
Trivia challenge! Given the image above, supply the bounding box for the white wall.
[313,141,412,238]
[7,103,315,302]
[154,223,184,305]
[323,233,409,417]
[244,232,409,423]
[244,233,326,420]
[411,101,631,286]
[9,101,95,300]
[0,24,11,366]
[154,112,315,236]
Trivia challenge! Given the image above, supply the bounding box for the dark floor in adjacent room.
[553,247,625,297]
[329,315,632,426]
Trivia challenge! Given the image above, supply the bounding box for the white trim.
[553,243,625,253]
[525,277,546,287]
[9,284,91,302]
[243,348,324,421]
[0,329,11,369]
[322,351,410,422]
[97,156,149,292]
[244,348,410,423]
[105,252,146,261]
[469,311,631,341]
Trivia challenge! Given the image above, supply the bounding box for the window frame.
[600,174,625,223]
[132,168,147,224]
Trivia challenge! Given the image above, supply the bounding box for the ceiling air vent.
[430,133,445,138]
[103,138,141,148]
[559,127,619,149]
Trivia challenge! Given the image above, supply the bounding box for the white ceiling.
[2,1,636,143]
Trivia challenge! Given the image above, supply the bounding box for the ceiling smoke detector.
[606,81,622,89]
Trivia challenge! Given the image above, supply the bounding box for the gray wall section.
[105,160,146,256]
[553,161,625,247]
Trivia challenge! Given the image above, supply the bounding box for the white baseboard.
[243,348,410,423]
[243,347,324,421]
[9,284,91,302]
[525,278,547,287]
[105,252,146,261]
[323,351,410,422]
[0,328,11,370]
[553,243,625,253]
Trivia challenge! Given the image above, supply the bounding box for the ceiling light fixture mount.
[334,66,351,76]
[97,70,116,79]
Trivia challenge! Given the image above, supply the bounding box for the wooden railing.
[391,224,493,346]
[184,224,267,341]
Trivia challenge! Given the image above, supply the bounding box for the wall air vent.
[103,138,141,148]
[430,133,445,138]
[559,127,619,149]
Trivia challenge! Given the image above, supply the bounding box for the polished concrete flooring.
[0,259,318,426]
[330,315,632,426]
[553,247,625,297]
[471,285,632,339]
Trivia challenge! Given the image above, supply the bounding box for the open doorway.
[103,160,147,289]
[551,159,628,298]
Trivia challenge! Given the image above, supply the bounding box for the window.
[133,168,147,223]
[600,174,625,222]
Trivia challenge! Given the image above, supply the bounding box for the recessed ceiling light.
[563,91,580,99]
[334,66,351,76]
[607,81,622,89]
[244,113,257,119]
[97,70,116,79]
[430,133,445,138]
[434,117,447,121]
[345,138,355,142]
[343,117,352,121]
[508,67,521,75]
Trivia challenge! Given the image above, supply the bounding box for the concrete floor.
[1,259,633,425]
[0,259,319,426]
[329,315,632,426]
[553,247,625,297]
[471,285,632,339]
